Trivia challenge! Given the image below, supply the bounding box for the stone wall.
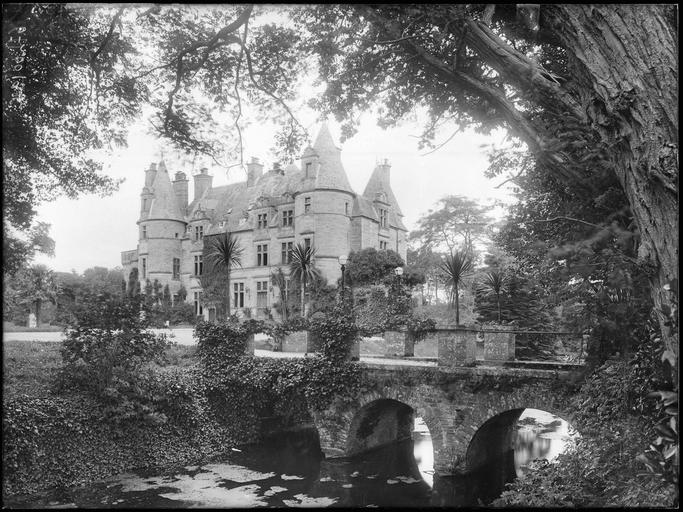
[282,330,309,352]
[437,326,515,367]
[383,330,415,357]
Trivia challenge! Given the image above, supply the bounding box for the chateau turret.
[136,160,186,295]
[301,123,355,283]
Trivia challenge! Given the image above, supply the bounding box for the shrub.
[195,319,252,370]
[155,368,209,427]
[56,294,172,424]
[3,396,89,478]
[310,304,359,362]
[406,314,437,342]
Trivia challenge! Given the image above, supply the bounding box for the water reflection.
[413,417,434,487]
[513,409,577,478]
[6,409,577,508]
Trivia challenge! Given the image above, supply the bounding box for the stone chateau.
[121,125,407,320]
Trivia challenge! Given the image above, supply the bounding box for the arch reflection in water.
[412,416,434,487]
[513,408,578,477]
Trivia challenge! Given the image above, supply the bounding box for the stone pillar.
[306,330,321,353]
[245,334,255,356]
[347,337,360,361]
[483,325,515,361]
[282,330,309,352]
[27,312,37,328]
[437,329,476,367]
[383,330,414,357]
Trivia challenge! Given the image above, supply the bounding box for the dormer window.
[257,213,268,229]
[305,162,312,177]
[194,225,204,241]
[379,209,388,228]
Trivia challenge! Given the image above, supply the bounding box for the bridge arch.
[464,404,576,473]
[311,368,578,475]
[311,386,452,475]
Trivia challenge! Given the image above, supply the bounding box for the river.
[6,409,575,508]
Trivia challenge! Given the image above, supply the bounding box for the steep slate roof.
[351,195,407,231]
[362,163,403,216]
[180,125,408,235]
[147,160,185,222]
[351,195,378,220]
[312,123,354,194]
[189,168,305,234]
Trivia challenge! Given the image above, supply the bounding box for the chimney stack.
[376,159,391,188]
[144,162,157,188]
[247,157,264,187]
[193,167,213,201]
[172,171,189,211]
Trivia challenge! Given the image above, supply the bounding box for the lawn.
[3,321,64,332]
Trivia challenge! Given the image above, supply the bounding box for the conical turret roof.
[147,160,185,222]
[312,123,353,194]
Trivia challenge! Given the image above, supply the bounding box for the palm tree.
[481,270,506,323]
[440,250,473,325]
[205,232,243,317]
[289,243,321,316]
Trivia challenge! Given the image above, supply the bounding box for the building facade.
[121,125,407,319]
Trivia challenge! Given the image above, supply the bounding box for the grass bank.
[2,340,241,498]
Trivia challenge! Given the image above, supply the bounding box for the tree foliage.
[4,264,59,325]
[294,3,678,374]
[409,195,494,257]
[344,247,404,287]
[2,4,306,268]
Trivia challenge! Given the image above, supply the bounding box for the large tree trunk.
[454,284,460,325]
[544,4,678,374]
[33,299,41,326]
[226,271,231,317]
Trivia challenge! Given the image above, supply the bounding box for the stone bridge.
[309,362,582,475]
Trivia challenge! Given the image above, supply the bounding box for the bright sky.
[31,5,516,274]
[33,115,514,273]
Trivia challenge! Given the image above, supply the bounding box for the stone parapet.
[383,330,415,357]
[437,329,475,367]
[438,325,515,367]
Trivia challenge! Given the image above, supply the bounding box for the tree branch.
[420,125,464,156]
[531,216,602,228]
[90,8,124,67]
